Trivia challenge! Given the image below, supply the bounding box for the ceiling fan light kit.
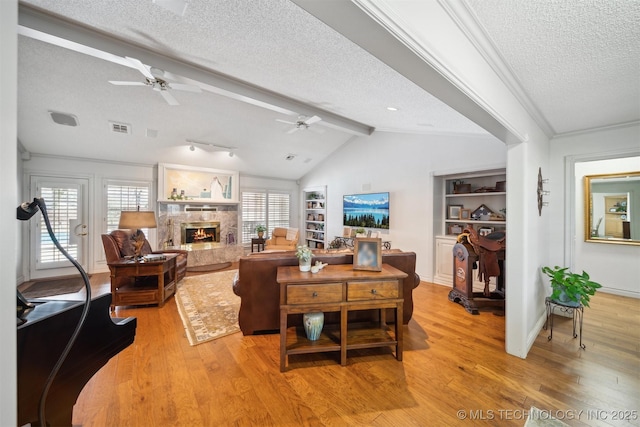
[108,56,201,106]
[276,115,324,134]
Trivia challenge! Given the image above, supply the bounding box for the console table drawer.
[287,283,342,304]
[348,281,399,301]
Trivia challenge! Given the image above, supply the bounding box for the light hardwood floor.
[68,270,639,426]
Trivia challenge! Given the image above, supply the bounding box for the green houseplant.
[296,245,312,272]
[254,224,266,239]
[541,266,602,307]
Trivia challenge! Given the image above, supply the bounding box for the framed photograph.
[448,224,463,235]
[353,238,382,271]
[369,231,380,239]
[478,227,494,237]
[342,227,352,238]
[460,209,471,220]
[448,205,463,220]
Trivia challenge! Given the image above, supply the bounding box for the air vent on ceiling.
[49,111,78,127]
[109,121,132,134]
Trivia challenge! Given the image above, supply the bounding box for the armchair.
[264,227,299,251]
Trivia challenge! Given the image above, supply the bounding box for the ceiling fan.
[276,115,324,134]
[108,57,202,106]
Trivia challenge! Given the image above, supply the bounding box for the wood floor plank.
[69,272,639,426]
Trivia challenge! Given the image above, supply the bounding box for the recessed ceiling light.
[386,107,398,111]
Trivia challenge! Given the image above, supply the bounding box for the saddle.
[457,226,505,296]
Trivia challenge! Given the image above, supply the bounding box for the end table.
[251,237,266,252]
[544,297,585,349]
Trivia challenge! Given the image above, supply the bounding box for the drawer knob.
[371,289,377,294]
[312,292,318,298]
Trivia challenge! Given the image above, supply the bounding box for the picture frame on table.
[448,224,463,235]
[448,205,463,220]
[353,238,382,271]
[342,227,352,238]
[460,209,471,220]
[478,227,494,237]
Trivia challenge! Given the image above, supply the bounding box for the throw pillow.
[286,228,298,241]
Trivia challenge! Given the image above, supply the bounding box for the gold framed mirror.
[584,171,640,245]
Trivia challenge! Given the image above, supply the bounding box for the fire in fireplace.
[181,221,221,245]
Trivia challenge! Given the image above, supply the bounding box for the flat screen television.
[343,192,390,229]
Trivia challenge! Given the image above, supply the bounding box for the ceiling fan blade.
[304,115,322,125]
[109,80,147,86]
[125,56,156,80]
[169,83,202,93]
[160,90,180,106]
[286,127,299,134]
[276,119,297,125]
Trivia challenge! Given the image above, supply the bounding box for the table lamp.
[118,210,157,259]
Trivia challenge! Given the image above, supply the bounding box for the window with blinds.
[241,190,290,244]
[39,186,78,263]
[106,181,151,232]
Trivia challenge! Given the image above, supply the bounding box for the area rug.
[175,269,241,346]
[18,275,87,299]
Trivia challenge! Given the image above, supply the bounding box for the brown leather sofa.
[232,249,420,335]
[101,230,188,290]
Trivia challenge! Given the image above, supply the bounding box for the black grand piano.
[17,293,136,426]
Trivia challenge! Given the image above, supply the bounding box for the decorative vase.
[258,231,264,239]
[303,312,324,341]
[555,289,581,307]
[299,257,311,272]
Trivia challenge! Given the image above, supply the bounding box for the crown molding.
[438,0,555,139]
[552,120,640,140]
[346,0,528,145]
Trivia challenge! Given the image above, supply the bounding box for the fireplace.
[181,221,221,244]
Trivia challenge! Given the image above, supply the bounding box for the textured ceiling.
[465,0,640,134]
[17,0,487,180]
[16,0,639,180]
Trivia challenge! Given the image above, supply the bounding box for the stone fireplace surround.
[157,203,246,267]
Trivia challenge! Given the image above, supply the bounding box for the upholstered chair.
[264,227,299,251]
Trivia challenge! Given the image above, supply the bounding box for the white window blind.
[39,186,78,263]
[106,181,151,232]
[241,190,290,244]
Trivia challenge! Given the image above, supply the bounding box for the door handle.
[74,224,88,237]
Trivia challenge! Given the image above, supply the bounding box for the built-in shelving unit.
[303,186,326,249]
[433,169,507,287]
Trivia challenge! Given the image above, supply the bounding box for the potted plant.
[296,245,312,272]
[255,224,266,239]
[541,265,602,307]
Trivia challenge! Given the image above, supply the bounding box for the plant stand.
[544,297,585,349]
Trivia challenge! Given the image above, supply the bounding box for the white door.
[30,176,89,279]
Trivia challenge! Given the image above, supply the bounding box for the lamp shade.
[118,211,157,230]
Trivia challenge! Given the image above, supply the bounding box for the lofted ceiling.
[16,0,639,180]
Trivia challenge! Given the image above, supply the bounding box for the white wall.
[299,131,507,281]
[19,156,299,277]
[1,0,18,423]
[548,123,640,298]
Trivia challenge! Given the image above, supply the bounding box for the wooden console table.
[277,263,407,371]
[107,253,177,310]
